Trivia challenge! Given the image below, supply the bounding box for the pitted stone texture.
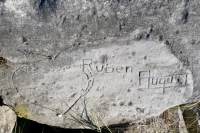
[0,39,193,128]
[0,106,16,133]
[0,0,199,129]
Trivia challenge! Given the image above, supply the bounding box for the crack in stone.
[13,44,74,65]
[62,79,94,116]
[11,66,25,94]
[80,97,91,122]
[48,45,74,61]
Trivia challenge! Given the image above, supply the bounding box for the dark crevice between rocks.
[0,96,4,106]
[13,116,129,133]
[14,117,99,133]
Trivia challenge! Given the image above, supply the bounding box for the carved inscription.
[82,59,191,94]
[138,70,191,94]
[82,59,133,73]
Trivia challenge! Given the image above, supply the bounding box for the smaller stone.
[0,106,16,133]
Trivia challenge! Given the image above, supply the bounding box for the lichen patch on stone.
[15,106,31,119]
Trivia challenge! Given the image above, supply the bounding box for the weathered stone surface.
[0,106,16,133]
[0,0,200,129]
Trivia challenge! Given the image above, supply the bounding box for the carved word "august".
[139,70,190,89]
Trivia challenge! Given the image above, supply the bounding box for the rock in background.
[0,0,200,129]
[0,106,16,133]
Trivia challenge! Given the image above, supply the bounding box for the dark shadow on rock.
[0,96,4,106]
[14,117,98,133]
[39,0,46,8]
[0,0,5,3]
[38,0,57,22]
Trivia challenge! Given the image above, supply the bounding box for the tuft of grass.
[68,98,112,133]
[12,120,26,133]
[70,112,112,133]
[179,102,200,133]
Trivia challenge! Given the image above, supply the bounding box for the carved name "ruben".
[82,59,134,73]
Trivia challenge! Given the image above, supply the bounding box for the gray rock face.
[0,106,16,133]
[0,0,199,129]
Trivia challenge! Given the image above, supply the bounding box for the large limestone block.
[0,106,16,133]
[0,0,199,129]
